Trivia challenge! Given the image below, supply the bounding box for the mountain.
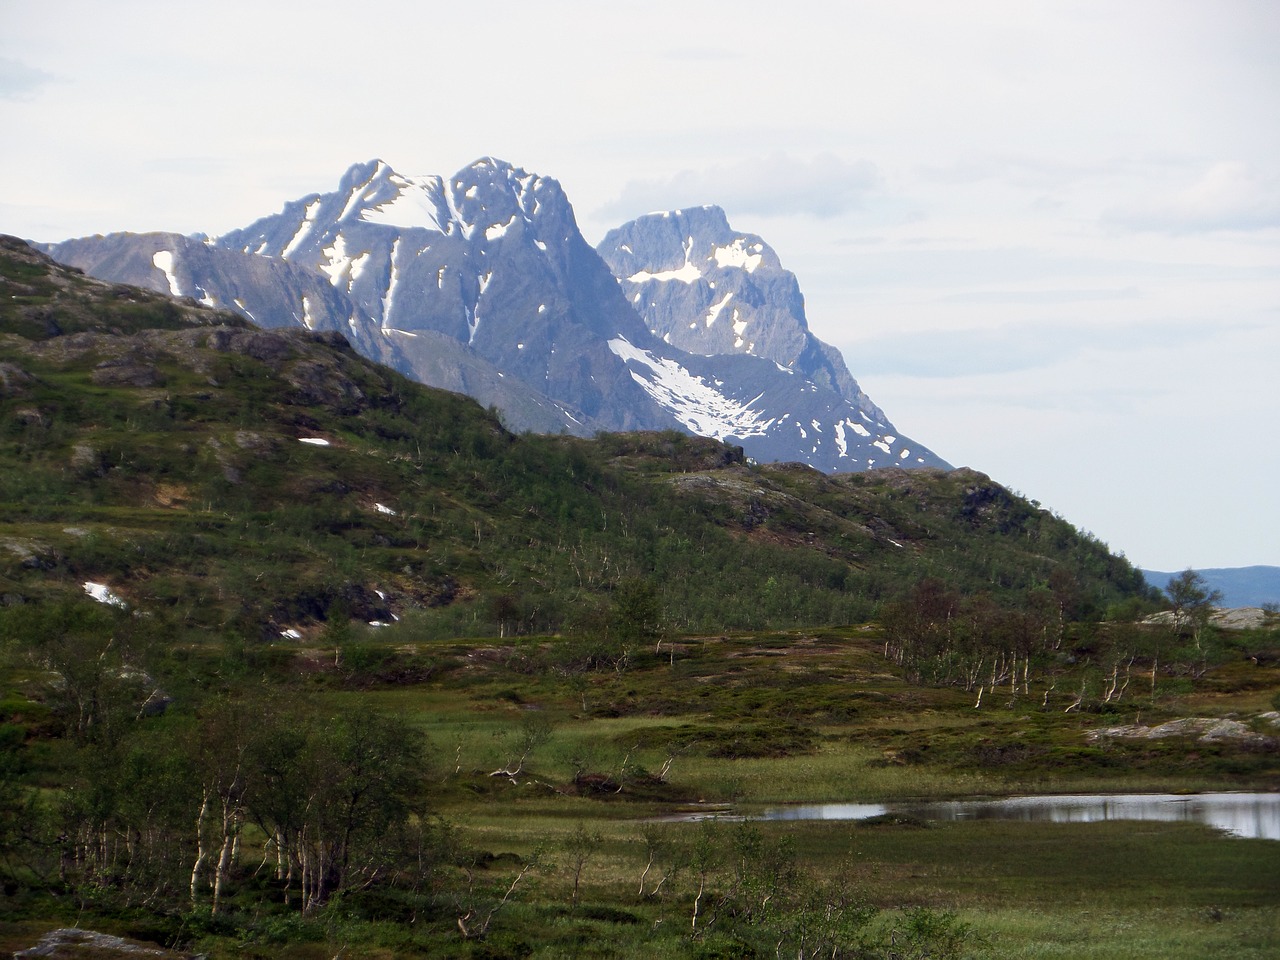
[597,205,881,419]
[1142,566,1280,609]
[36,158,948,472]
[0,234,1145,636]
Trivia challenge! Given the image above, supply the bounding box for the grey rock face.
[214,157,672,434]
[39,231,383,357]
[597,206,884,421]
[597,206,947,470]
[35,159,949,471]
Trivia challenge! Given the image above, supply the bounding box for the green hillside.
[7,236,1273,960]
[0,236,1149,645]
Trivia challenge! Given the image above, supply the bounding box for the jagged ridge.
[35,158,949,471]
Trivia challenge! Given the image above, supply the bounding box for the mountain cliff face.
[597,205,884,422]
[41,230,384,354]
[37,158,949,471]
[212,159,669,433]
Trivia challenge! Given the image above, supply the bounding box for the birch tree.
[244,705,426,913]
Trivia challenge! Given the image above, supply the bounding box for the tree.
[562,821,603,908]
[636,823,678,899]
[688,820,724,933]
[187,699,255,913]
[0,724,55,887]
[1165,569,1222,647]
[243,703,427,913]
[6,599,157,746]
[880,579,961,683]
[610,577,665,668]
[489,714,553,781]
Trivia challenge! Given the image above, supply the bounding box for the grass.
[971,906,1279,960]
[312,628,1280,807]
[250,627,1277,959]
[382,812,1278,960]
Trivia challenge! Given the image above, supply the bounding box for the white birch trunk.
[190,789,212,907]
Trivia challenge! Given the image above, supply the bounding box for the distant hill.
[1142,566,1280,608]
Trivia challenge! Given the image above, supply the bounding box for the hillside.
[0,235,1149,641]
[4,235,1278,960]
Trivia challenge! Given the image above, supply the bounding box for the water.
[757,793,1280,840]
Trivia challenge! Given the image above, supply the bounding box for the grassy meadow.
[326,626,1280,960]
[7,622,1275,959]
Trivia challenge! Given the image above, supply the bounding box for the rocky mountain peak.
[36,159,947,472]
[446,157,566,233]
[599,206,778,284]
[597,206,882,421]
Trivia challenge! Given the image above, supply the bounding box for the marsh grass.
[7,618,1275,957]
[971,906,1280,960]
[419,812,1279,960]
[321,628,1277,958]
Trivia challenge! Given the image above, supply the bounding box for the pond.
[755,792,1280,840]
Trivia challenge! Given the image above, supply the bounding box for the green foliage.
[1165,568,1224,645]
[0,238,1156,650]
[3,238,1269,960]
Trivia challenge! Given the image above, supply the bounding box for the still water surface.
[757,793,1279,840]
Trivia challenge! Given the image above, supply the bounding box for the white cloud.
[940,287,1141,305]
[845,315,1250,379]
[598,154,883,222]
[918,154,1115,190]
[0,57,54,100]
[1104,162,1280,234]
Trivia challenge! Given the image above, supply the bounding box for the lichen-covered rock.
[1086,716,1278,749]
[15,927,201,958]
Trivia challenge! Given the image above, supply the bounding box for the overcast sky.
[3,0,1278,571]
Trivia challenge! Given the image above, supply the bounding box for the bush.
[469,932,533,959]
[695,934,758,960]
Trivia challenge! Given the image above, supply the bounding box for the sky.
[2,0,1278,571]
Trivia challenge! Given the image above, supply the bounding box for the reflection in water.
[759,793,1280,840]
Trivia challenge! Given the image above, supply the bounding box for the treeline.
[881,575,1077,695]
[2,737,977,960]
[0,597,423,916]
[880,573,1229,710]
[23,702,424,917]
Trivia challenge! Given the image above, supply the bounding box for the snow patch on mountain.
[338,165,382,222]
[628,236,702,284]
[320,234,373,291]
[282,199,323,259]
[712,238,764,272]
[361,172,447,231]
[608,337,775,439]
[152,251,181,296]
[84,581,126,608]
[486,215,516,241]
[381,237,403,324]
[443,178,475,240]
[705,292,733,329]
[629,262,701,284]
